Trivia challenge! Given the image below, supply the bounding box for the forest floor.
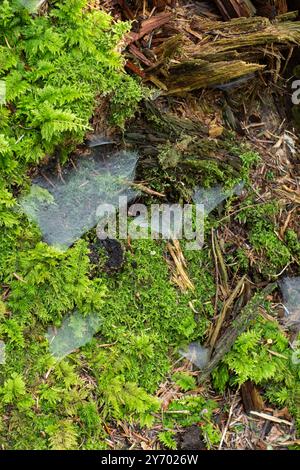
[101,0,300,450]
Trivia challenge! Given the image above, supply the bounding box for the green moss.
[0,0,142,185]
[172,372,197,391]
[88,239,214,393]
[0,234,216,448]
[158,431,177,450]
[212,315,300,434]
[285,229,300,262]
[7,240,106,324]
[146,135,260,202]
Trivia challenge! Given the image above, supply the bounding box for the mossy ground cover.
[0,0,299,450]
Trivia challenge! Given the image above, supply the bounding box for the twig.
[13,273,26,283]
[273,439,300,447]
[210,275,246,350]
[213,231,229,296]
[250,411,293,427]
[41,172,56,189]
[130,182,165,198]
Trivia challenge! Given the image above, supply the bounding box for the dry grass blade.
[167,240,195,292]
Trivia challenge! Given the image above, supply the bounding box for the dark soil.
[177,425,206,450]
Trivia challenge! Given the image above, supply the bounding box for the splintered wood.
[213,0,256,19]
[127,12,172,44]
[162,16,300,93]
[214,1,288,20]
[241,381,264,414]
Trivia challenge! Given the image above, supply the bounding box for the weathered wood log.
[158,16,300,92]
[165,59,263,93]
[199,283,278,381]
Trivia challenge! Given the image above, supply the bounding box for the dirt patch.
[177,425,206,450]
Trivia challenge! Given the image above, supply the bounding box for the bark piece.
[128,12,172,45]
[213,0,256,19]
[241,381,264,414]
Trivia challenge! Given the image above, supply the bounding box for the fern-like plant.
[0,0,142,185]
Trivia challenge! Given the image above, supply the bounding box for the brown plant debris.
[201,283,278,381]
[241,381,265,414]
[166,240,195,291]
[118,3,300,93]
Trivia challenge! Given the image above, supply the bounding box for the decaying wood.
[187,18,300,60]
[125,60,146,78]
[209,274,246,350]
[124,99,208,157]
[213,0,256,19]
[128,44,154,67]
[144,100,207,137]
[254,0,288,19]
[164,17,300,90]
[127,11,300,92]
[200,283,277,381]
[214,1,288,20]
[127,12,172,44]
[241,381,264,414]
[165,59,264,94]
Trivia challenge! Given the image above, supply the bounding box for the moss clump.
[212,315,300,434]
[285,229,300,263]
[0,0,142,186]
[141,136,260,201]
[89,239,214,393]
[235,200,295,277]
[0,236,216,448]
